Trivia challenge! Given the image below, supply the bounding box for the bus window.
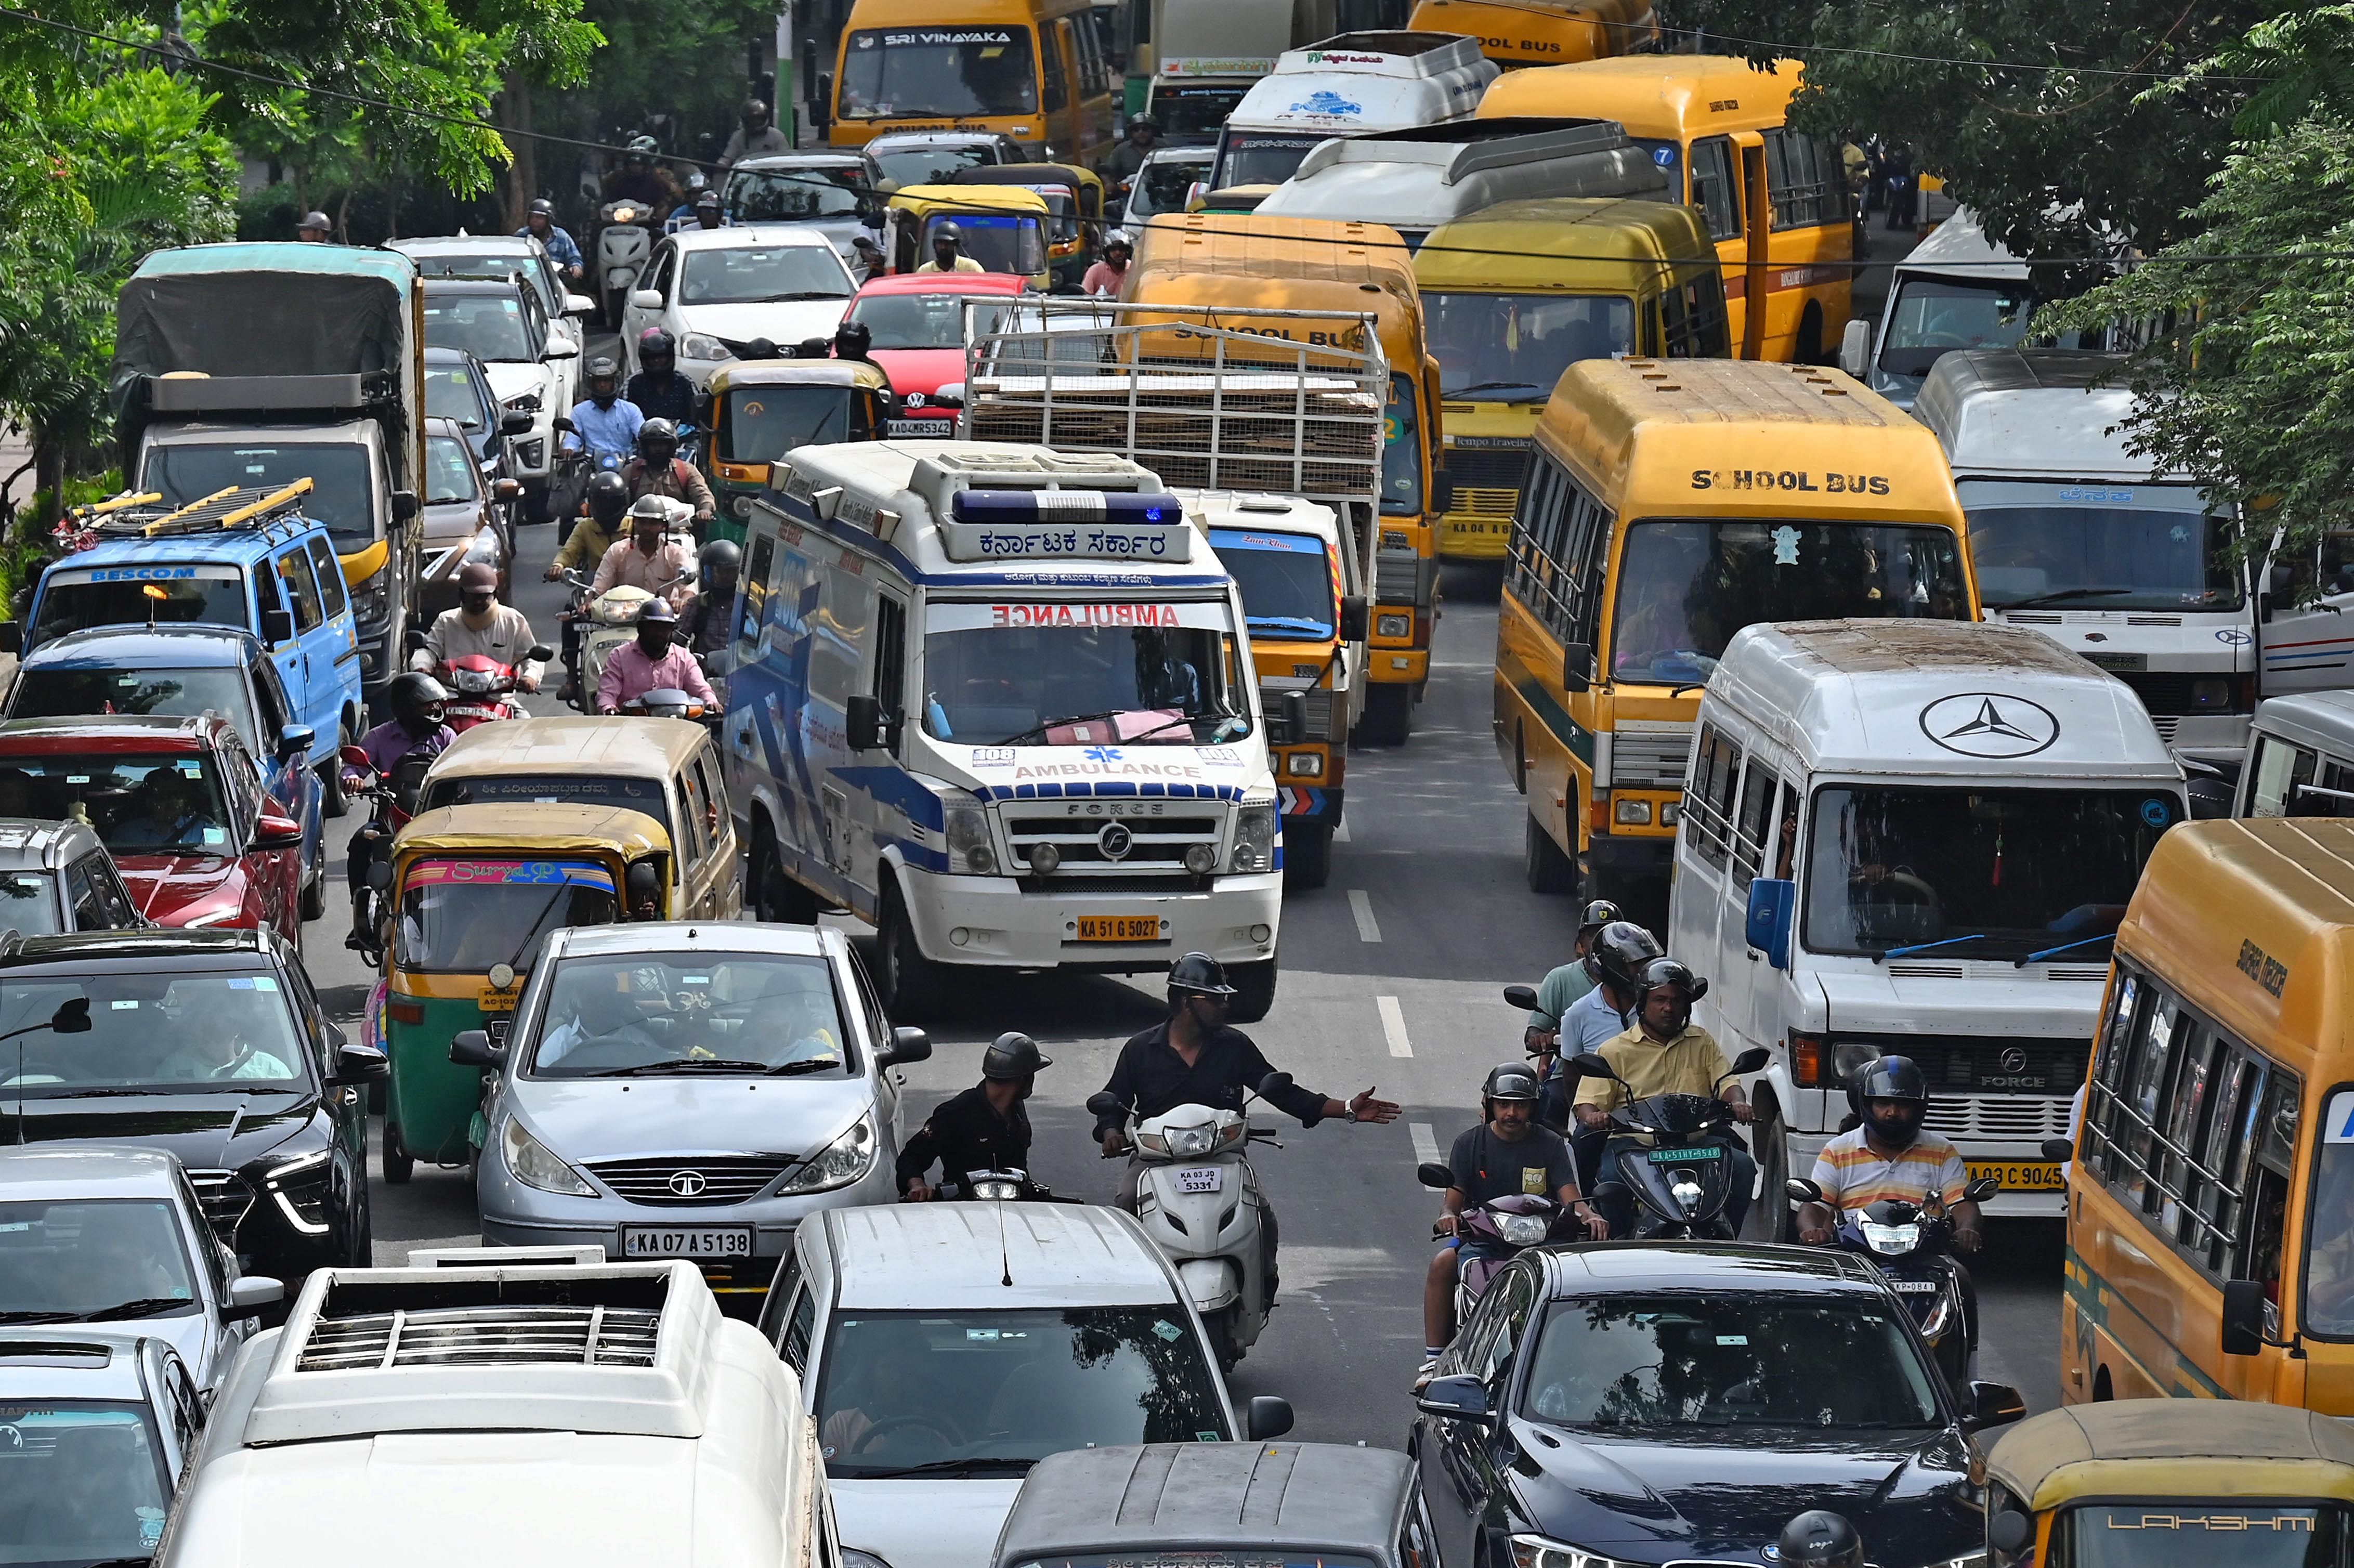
[1383,375,1423,515]
[1689,138,1742,242]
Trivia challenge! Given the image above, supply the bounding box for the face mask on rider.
[1867,1098,1923,1149]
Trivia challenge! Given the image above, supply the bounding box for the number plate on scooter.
[1174,1166,1223,1194]
[1646,1146,1722,1163]
[1888,1279,1940,1294]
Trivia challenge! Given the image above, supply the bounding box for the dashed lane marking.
[1348,888,1382,943]
[1410,1122,1441,1166]
[1378,995,1412,1057]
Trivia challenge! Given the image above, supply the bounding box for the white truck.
[1205,30,1499,195]
[1145,0,1337,141]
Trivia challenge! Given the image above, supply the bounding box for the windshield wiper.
[1447,380,1550,401]
[765,1059,842,1076]
[997,709,1134,747]
[752,291,853,303]
[1246,616,1334,634]
[0,1311,77,1324]
[74,1297,190,1322]
[1998,587,2134,610]
[2016,932,2117,968]
[1874,932,1995,964]
[851,1456,1036,1479]
[586,1058,776,1077]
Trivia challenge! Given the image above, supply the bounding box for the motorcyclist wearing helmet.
[592,494,700,609]
[412,561,544,692]
[1423,1063,1604,1368]
[623,860,664,921]
[340,673,456,948]
[563,356,644,464]
[596,597,715,716]
[898,1032,1053,1200]
[602,134,680,216]
[622,415,715,527]
[624,331,699,428]
[1776,1511,1864,1568]
[1796,1055,1980,1251]
[918,221,983,275]
[679,538,741,658]
[831,321,901,420]
[1551,919,1660,1181]
[1523,898,1622,1126]
[1101,114,1160,186]
[296,210,334,243]
[1575,954,1757,1234]
[550,470,632,580]
[516,197,583,280]
[721,97,790,168]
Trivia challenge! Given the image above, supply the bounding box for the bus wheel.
[1355,684,1415,747]
[1227,955,1277,1024]
[1525,816,1578,896]
[1284,824,1332,890]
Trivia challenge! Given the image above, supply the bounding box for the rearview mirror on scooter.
[1568,1052,1617,1080]
[1257,1071,1292,1099]
[1416,1161,1453,1191]
[2041,1136,2075,1163]
[1725,1046,1770,1078]
[1962,1175,2002,1204]
[1785,1177,1825,1205]
[1085,1091,1122,1119]
[1502,984,1539,1011]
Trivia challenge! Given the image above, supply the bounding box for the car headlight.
[1510,1535,1640,1568]
[842,1551,894,1568]
[782,1117,876,1193]
[259,1147,334,1234]
[1919,1281,1959,1340]
[1232,801,1276,873]
[682,333,730,360]
[946,800,996,874]
[463,527,503,564]
[502,1117,596,1197]
[502,390,542,414]
[180,906,243,927]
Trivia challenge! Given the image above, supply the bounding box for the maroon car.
[0,715,305,946]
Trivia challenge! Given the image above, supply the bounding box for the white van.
[1668,619,2187,1229]
[724,442,1284,1021]
[156,1258,833,1568]
[1206,31,1499,194]
[1144,0,1337,141]
[1916,348,2255,783]
[2237,689,2354,818]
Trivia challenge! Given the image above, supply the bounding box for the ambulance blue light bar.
[949,489,1184,526]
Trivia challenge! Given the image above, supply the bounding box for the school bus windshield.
[1610,519,1968,684]
[840,28,1039,120]
[1426,292,1635,401]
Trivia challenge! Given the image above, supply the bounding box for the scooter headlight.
[1862,1220,1920,1256]
[1669,1175,1705,1216]
[968,1179,1022,1200]
[452,666,496,694]
[1495,1212,1550,1246]
[1166,1121,1217,1158]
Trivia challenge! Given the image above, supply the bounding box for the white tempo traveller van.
[725,442,1284,1020]
[1668,619,2186,1229]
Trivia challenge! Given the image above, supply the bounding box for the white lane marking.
[1333,819,1352,843]
[1348,888,1382,943]
[1410,1122,1441,1166]
[1378,995,1412,1057]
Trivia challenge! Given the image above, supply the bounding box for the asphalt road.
[303,521,2067,1445]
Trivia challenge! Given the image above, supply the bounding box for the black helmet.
[1129,114,1159,136]
[634,596,678,626]
[1632,955,1707,1011]
[1775,1511,1863,1568]
[386,671,448,727]
[1481,1062,1541,1105]
[984,1031,1053,1080]
[1591,920,1664,997]
[834,320,873,357]
[586,469,630,524]
[1847,1055,1929,1147]
[1576,897,1625,945]
[935,221,964,244]
[638,417,679,462]
[698,538,741,583]
[624,860,662,909]
[637,327,676,371]
[742,97,771,124]
[1167,951,1236,1002]
[528,197,555,218]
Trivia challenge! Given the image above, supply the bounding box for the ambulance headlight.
[946,803,997,875]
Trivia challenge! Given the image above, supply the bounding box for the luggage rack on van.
[57,479,317,550]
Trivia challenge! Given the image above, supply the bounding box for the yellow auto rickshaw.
[703,359,894,545]
[884,185,1052,290]
[377,803,672,1182]
[949,163,1106,286]
[1983,1398,2354,1565]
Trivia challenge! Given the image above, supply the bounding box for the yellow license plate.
[1968,1159,2065,1192]
[1075,915,1160,942]
[477,986,520,1012]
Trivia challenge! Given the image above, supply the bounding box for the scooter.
[1416,1161,1568,1328]
[1087,1072,1291,1373]
[596,199,658,326]
[339,743,436,966]
[1573,1045,1770,1240]
[617,686,717,728]
[1785,1173,1998,1388]
[561,569,694,714]
[937,1168,1081,1203]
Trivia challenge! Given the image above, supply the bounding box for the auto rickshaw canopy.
[1985,1399,2354,1514]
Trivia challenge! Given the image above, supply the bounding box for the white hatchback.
[621,226,859,388]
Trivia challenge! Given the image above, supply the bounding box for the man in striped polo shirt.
[1795,1055,1985,1253]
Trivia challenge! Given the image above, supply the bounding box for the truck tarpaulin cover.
[110,244,413,409]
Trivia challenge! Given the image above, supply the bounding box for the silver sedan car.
[469,921,930,1308]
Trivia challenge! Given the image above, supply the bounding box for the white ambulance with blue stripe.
[723,441,1284,1020]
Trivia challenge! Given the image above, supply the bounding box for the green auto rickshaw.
[377,802,672,1181]
[703,358,894,545]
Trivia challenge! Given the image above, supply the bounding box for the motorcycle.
[547,417,631,521]
[1572,1044,1770,1239]
[437,649,553,733]
[1785,1173,1998,1388]
[596,198,658,326]
[1088,1072,1291,1373]
[339,743,437,966]
[561,568,694,715]
[1415,1161,1569,1328]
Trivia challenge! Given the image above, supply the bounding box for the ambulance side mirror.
[845,693,884,752]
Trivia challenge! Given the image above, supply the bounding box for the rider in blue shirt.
[517,199,583,280]
[563,357,643,460]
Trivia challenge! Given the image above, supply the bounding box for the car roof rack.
[62,478,316,543]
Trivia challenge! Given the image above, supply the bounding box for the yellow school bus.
[1124,213,1441,746]
[1477,55,1851,362]
[1498,357,1973,896]
[1417,197,1728,561]
[2061,816,2354,1413]
[1406,0,1658,71]
[830,0,1117,169]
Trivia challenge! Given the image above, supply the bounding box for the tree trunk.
[32,436,64,529]
[498,72,537,231]
[336,183,354,245]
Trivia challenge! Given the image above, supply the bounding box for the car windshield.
[727,168,867,222]
[1214,133,1320,189]
[840,28,1039,120]
[1426,291,1636,401]
[0,970,307,1094]
[1151,86,1245,138]
[721,386,859,463]
[680,246,853,306]
[919,603,1250,747]
[1961,480,2244,610]
[1383,374,1422,516]
[849,292,1011,350]
[425,436,479,506]
[418,773,674,842]
[1610,519,1971,685]
[0,875,60,938]
[1521,1292,1942,1430]
[870,141,999,190]
[922,214,1045,278]
[423,292,536,363]
[1128,156,1211,223]
[1876,276,2033,380]
[426,363,489,429]
[9,668,256,755]
[395,859,618,975]
[529,952,851,1078]
[0,1400,172,1564]
[0,1198,199,1324]
[1803,786,2180,960]
[1210,530,1335,637]
[2055,1503,2352,1566]
[31,571,251,647]
[816,1307,1227,1477]
[143,441,373,544]
[0,754,230,858]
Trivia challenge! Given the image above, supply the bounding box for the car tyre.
[1227,955,1277,1024]
[345,1162,373,1264]
[1524,815,1578,896]
[300,858,327,923]
[382,1121,414,1185]
[320,723,351,819]
[1283,822,1331,890]
[877,879,946,1022]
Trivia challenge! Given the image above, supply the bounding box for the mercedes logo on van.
[668,1170,708,1198]
[1098,822,1133,860]
[1919,692,2060,759]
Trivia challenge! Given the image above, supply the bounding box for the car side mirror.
[630,289,664,310]
[332,1040,390,1083]
[1560,641,1592,695]
[1430,473,1455,517]
[224,1275,285,1319]
[1839,317,1871,378]
[1416,1161,1453,1190]
[2040,1136,2075,1163]
[276,723,315,761]
[1785,1177,1824,1205]
[882,1025,931,1065]
[1281,689,1309,744]
[0,623,19,657]
[500,410,534,437]
[1745,877,1796,970]
[565,293,597,317]
[254,811,304,850]
[449,1029,504,1070]
[1339,594,1370,642]
[493,477,524,503]
[391,490,421,523]
[845,692,883,752]
[1245,1395,1294,1441]
[2221,1278,2270,1356]
[1415,1373,1492,1425]
[1962,1380,2026,1432]
[1502,984,1539,1010]
[544,341,580,360]
[1568,1051,1616,1079]
[260,608,295,647]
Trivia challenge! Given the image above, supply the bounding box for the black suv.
[0,928,384,1282]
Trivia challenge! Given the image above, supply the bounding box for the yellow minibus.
[2061,816,2354,1413]
[1405,0,1658,71]
[829,0,1117,168]
[1417,196,1728,560]
[1497,357,1973,897]
[1477,55,1852,362]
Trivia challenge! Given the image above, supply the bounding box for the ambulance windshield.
[919,600,1250,747]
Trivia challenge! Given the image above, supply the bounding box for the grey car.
[470,920,931,1310]
[0,817,144,936]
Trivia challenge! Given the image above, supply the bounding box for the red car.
[843,271,1029,436]
[0,715,306,946]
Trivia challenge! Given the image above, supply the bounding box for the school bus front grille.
[1444,447,1531,492]
[1451,488,1521,518]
